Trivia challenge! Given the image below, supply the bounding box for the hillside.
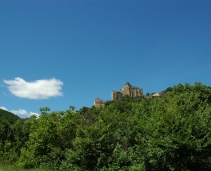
[0,109,19,123]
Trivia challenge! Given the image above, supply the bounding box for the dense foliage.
[1,82,211,170]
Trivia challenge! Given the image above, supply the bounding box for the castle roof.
[125,82,132,86]
[94,98,104,104]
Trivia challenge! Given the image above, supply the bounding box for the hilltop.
[0,109,19,123]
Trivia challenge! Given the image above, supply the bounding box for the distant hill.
[0,109,19,123]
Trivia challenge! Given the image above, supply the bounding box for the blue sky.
[1,0,211,118]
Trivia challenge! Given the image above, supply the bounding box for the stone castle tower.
[112,82,143,100]
[94,98,105,107]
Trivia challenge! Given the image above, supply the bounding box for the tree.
[145,92,150,96]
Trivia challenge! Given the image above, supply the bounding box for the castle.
[112,82,143,100]
[94,82,163,107]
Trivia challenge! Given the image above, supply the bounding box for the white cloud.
[0,106,8,111]
[10,109,28,115]
[3,77,63,99]
[10,109,40,118]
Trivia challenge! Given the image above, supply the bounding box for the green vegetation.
[1,82,211,170]
[0,162,47,171]
[0,109,19,124]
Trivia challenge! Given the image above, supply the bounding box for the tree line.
[1,82,211,170]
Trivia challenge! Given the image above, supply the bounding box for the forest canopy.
[1,82,211,171]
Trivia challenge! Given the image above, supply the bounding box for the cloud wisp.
[10,109,40,118]
[0,106,8,111]
[3,77,63,99]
